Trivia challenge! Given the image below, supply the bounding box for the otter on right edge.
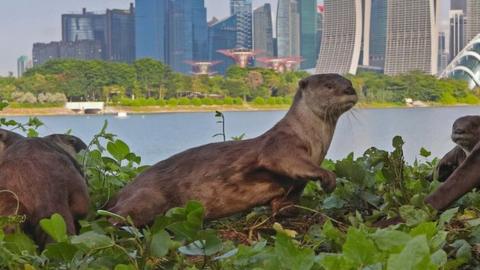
[431,115,480,182]
[108,74,358,227]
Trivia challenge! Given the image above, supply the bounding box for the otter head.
[44,134,88,158]
[451,115,480,154]
[297,74,358,120]
[0,128,24,154]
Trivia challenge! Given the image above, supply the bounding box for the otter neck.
[282,98,338,163]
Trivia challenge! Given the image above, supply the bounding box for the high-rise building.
[277,0,300,58]
[208,16,237,74]
[135,0,168,61]
[167,0,193,73]
[299,0,317,69]
[32,41,103,67]
[253,4,274,60]
[17,56,30,77]
[438,32,449,74]
[62,8,106,58]
[384,0,439,75]
[369,0,387,69]
[230,0,253,49]
[192,0,209,60]
[316,5,324,58]
[105,4,135,63]
[451,0,467,13]
[449,9,466,61]
[466,0,480,44]
[315,0,363,74]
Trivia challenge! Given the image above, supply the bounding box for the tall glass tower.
[450,9,466,61]
[230,0,253,49]
[299,0,317,69]
[277,0,300,58]
[467,0,480,44]
[369,0,387,69]
[135,0,167,61]
[209,16,237,74]
[253,4,274,58]
[192,0,209,60]
[167,0,193,73]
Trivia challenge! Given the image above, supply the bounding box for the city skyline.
[0,0,449,76]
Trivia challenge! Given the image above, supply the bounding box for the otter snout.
[343,86,356,96]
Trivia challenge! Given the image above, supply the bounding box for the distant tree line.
[0,59,478,106]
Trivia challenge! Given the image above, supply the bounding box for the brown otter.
[0,134,88,247]
[0,128,24,154]
[108,74,358,227]
[429,116,480,182]
[425,116,480,210]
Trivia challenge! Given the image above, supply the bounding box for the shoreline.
[0,103,479,116]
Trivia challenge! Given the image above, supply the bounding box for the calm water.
[5,106,480,165]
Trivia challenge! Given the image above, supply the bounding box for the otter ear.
[299,78,309,89]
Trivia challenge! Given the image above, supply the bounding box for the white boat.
[117,111,128,118]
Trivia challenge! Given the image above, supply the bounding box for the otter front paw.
[320,170,337,193]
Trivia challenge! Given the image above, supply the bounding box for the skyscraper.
[384,0,439,75]
[369,0,387,69]
[466,0,480,44]
[299,0,317,69]
[253,4,274,59]
[135,0,167,61]
[105,4,135,63]
[315,0,363,74]
[230,0,253,49]
[17,56,30,77]
[451,0,467,13]
[167,0,193,73]
[277,0,300,58]
[449,9,466,61]
[62,8,106,58]
[438,32,449,74]
[316,5,324,58]
[192,0,209,60]
[208,16,237,74]
[32,41,103,67]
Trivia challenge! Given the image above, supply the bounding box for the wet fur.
[108,74,358,227]
[0,136,88,247]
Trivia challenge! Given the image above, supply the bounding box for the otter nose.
[343,87,356,95]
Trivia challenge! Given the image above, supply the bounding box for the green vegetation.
[0,59,478,110]
[2,116,480,269]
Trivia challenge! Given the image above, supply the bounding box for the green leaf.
[114,265,136,270]
[392,136,405,149]
[44,242,78,261]
[399,206,429,226]
[275,232,315,270]
[371,230,411,252]
[71,231,114,250]
[343,228,379,266]
[438,207,458,227]
[4,231,37,255]
[387,235,434,270]
[419,147,432,158]
[150,230,172,257]
[107,139,130,161]
[39,213,68,243]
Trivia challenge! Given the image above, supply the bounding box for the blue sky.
[0,0,449,76]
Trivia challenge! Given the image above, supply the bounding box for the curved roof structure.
[441,34,480,89]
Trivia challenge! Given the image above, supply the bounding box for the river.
[5,106,480,165]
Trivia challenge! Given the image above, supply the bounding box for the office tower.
[230,0,253,49]
[438,32,449,74]
[253,4,274,60]
[316,5,324,58]
[450,10,466,61]
[167,0,193,73]
[384,0,439,75]
[369,0,387,69]
[62,8,106,58]
[135,0,167,61]
[32,41,103,67]
[299,0,317,69]
[17,56,29,77]
[277,0,300,58]
[451,0,467,13]
[441,33,480,89]
[105,4,135,63]
[466,0,480,44]
[192,0,209,60]
[315,0,363,74]
[208,16,237,74]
